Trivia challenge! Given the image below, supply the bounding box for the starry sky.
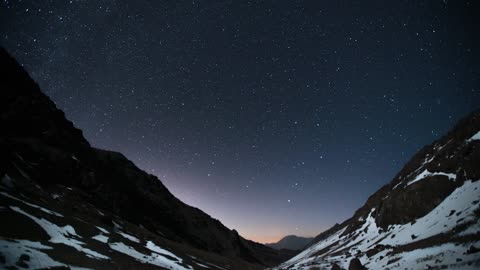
[1,0,479,243]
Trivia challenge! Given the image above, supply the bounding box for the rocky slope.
[266,236,314,251]
[0,47,293,269]
[273,111,480,269]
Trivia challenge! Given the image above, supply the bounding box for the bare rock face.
[348,258,366,270]
[331,262,343,270]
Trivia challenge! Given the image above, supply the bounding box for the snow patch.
[189,256,227,270]
[365,242,480,270]
[195,262,210,268]
[96,226,109,234]
[392,180,403,190]
[467,131,480,141]
[110,242,193,270]
[118,231,140,243]
[10,206,110,260]
[92,234,109,243]
[146,240,182,261]
[112,221,122,229]
[0,191,63,217]
[0,239,92,270]
[406,169,456,187]
[421,155,435,166]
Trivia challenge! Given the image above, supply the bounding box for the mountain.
[0,47,295,269]
[272,111,480,269]
[266,236,314,251]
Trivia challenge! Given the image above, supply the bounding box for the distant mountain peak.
[266,235,314,251]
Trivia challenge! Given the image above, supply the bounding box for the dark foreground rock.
[348,258,366,270]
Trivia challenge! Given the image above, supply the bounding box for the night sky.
[1,0,479,243]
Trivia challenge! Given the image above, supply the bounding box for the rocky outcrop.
[331,262,343,270]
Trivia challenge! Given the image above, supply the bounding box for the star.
[3,0,477,244]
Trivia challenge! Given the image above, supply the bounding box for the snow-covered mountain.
[273,112,480,269]
[0,47,294,269]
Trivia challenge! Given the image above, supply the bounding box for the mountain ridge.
[0,47,294,269]
[273,110,480,269]
[266,235,314,251]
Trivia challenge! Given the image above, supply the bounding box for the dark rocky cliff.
[0,47,293,269]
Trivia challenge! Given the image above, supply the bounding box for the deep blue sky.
[1,0,479,242]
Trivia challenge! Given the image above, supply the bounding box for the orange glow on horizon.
[244,234,284,244]
[241,232,315,244]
